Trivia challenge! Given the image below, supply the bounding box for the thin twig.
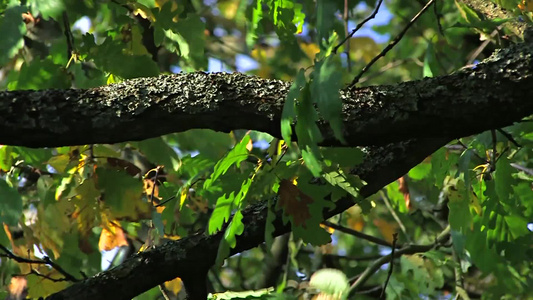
[467,28,499,65]
[158,284,171,300]
[510,163,533,176]
[322,221,402,248]
[379,191,412,243]
[380,233,398,299]
[348,226,451,295]
[497,128,521,148]
[433,0,444,36]
[456,140,487,163]
[0,244,79,282]
[349,0,436,87]
[343,0,352,72]
[333,0,385,54]
[155,195,176,208]
[358,59,406,84]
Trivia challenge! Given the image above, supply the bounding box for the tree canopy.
[1,0,532,299]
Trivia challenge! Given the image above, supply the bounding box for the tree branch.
[1,41,532,148]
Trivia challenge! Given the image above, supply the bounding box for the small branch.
[343,0,351,72]
[333,0,385,54]
[497,128,521,148]
[358,59,407,84]
[349,0,436,87]
[510,163,533,176]
[467,28,500,65]
[380,233,398,299]
[0,244,80,282]
[348,226,451,295]
[322,221,401,248]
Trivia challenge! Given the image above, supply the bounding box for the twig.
[333,0,385,54]
[322,221,401,248]
[155,195,176,208]
[158,284,171,300]
[433,0,444,36]
[379,190,411,243]
[349,0,436,87]
[343,0,351,72]
[380,233,398,299]
[62,12,74,61]
[348,225,450,295]
[510,163,533,176]
[456,140,487,163]
[358,59,406,84]
[467,28,499,65]
[300,249,382,262]
[148,166,163,205]
[497,128,521,148]
[0,244,80,282]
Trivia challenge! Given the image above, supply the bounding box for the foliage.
[1,0,533,299]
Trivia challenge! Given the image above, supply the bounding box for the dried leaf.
[277,179,313,227]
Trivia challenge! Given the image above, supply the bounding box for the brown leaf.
[277,179,313,227]
[106,157,141,176]
[398,176,410,209]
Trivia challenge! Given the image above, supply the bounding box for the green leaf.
[316,0,337,44]
[208,193,234,234]
[80,34,159,78]
[311,56,345,143]
[224,210,245,248]
[446,178,472,231]
[134,137,180,171]
[11,59,71,90]
[322,168,361,198]
[95,168,149,219]
[0,5,25,66]
[408,162,432,180]
[301,146,322,177]
[320,147,364,167]
[204,135,251,189]
[246,0,264,48]
[423,42,438,78]
[208,178,252,234]
[28,0,65,19]
[0,179,22,225]
[281,69,306,144]
[207,288,274,299]
[172,13,207,68]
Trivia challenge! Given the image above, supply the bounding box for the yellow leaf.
[349,37,380,63]
[47,154,71,173]
[98,221,129,251]
[164,277,183,295]
[300,42,320,60]
[373,219,397,244]
[26,269,69,298]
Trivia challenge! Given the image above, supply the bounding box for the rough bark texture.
[1,41,532,148]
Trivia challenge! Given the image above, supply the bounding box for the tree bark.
[1,41,532,148]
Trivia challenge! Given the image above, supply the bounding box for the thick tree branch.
[1,41,532,148]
